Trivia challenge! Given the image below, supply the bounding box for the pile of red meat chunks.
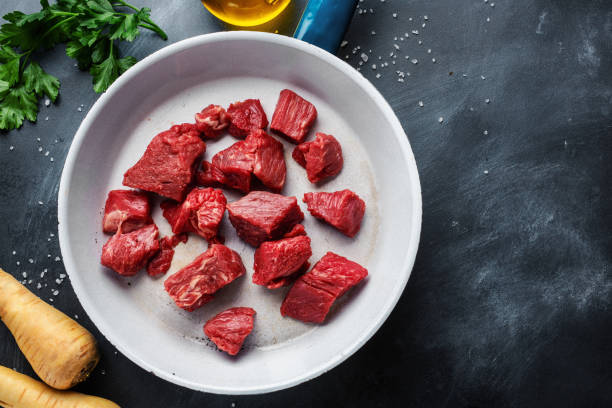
[100,90,367,356]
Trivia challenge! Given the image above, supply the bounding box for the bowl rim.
[58,31,422,395]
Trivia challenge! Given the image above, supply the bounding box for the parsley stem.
[113,0,168,40]
[41,15,77,40]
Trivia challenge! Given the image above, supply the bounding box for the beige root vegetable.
[0,365,119,408]
[0,268,99,390]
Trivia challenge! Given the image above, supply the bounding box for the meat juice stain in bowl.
[102,76,380,351]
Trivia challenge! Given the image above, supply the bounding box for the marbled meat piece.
[292,133,343,183]
[101,224,160,276]
[226,191,304,247]
[123,124,206,201]
[146,233,188,277]
[253,235,312,288]
[161,188,227,241]
[303,190,365,237]
[270,89,317,144]
[204,307,255,356]
[211,140,255,193]
[247,129,286,192]
[202,130,286,193]
[227,99,268,138]
[281,252,368,323]
[195,104,230,139]
[102,189,151,234]
[164,244,245,311]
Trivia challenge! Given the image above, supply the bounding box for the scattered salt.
[486,17,490,22]
[28,258,34,264]
[340,40,348,47]
[371,30,376,35]
[432,58,437,63]
[54,256,61,262]
[484,170,489,174]
[376,73,382,79]
[411,59,418,64]
[427,49,432,54]
[38,147,43,152]
[483,130,489,135]
[485,98,491,104]
[50,157,54,162]
[418,101,424,107]
[412,30,419,35]
[44,151,49,156]
[44,116,49,121]
[22,272,27,278]
[371,64,377,70]
[16,261,20,266]
[77,106,82,112]
[44,99,50,107]
[9,146,14,151]
[438,117,444,123]
[393,44,400,50]
[60,273,66,279]
[424,15,429,20]
[481,75,486,80]
[37,283,42,289]
[12,251,16,255]
[392,13,398,18]
[52,290,59,296]
[360,53,368,62]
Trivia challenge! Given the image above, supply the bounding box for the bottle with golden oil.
[202,0,292,27]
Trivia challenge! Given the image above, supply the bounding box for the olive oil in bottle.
[202,0,292,27]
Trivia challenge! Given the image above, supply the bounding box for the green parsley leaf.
[0,82,39,129]
[109,14,138,42]
[0,56,21,86]
[24,62,60,101]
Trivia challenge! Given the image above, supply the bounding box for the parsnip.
[0,365,119,408]
[0,268,99,390]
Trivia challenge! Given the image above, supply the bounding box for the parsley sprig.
[0,0,167,130]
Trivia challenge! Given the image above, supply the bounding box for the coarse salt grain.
[485,98,490,103]
[28,258,34,263]
[340,40,348,47]
[483,130,489,135]
[411,59,418,64]
[52,290,59,296]
[360,53,368,62]
[438,117,444,123]
[55,256,61,261]
[418,101,424,107]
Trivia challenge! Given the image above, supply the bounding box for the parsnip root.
[0,268,99,390]
[0,365,119,408]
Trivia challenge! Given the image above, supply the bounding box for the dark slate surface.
[1,0,611,406]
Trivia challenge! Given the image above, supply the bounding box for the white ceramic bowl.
[58,32,421,394]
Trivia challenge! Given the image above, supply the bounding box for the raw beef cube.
[226,191,304,247]
[196,161,226,187]
[227,99,268,138]
[212,141,255,193]
[280,279,335,323]
[161,188,227,241]
[102,189,151,234]
[302,252,368,298]
[195,104,230,139]
[292,133,343,183]
[252,235,312,288]
[246,129,286,192]
[146,234,188,277]
[303,190,365,237]
[123,125,206,201]
[101,224,160,276]
[204,307,256,356]
[270,89,317,144]
[283,223,306,238]
[164,244,245,311]
[281,252,368,323]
